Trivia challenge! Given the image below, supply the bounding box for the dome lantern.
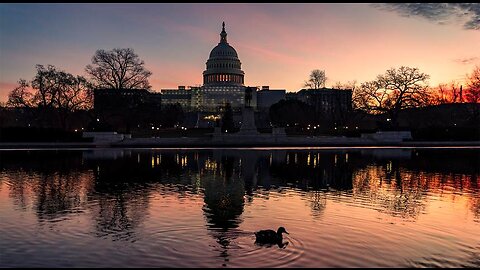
[220,21,227,43]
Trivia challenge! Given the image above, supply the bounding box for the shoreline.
[0,139,479,149]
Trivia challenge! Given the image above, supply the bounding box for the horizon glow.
[1,3,479,102]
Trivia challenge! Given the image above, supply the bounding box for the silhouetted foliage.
[353,66,430,129]
[7,65,93,111]
[85,48,152,90]
[7,79,34,108]
[332,80,358,91]
[466,65,480,103]
[6,65,94,130]
[429,81,463,105]
[304,69,327,89]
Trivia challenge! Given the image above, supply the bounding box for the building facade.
[93,88,162,132]
[161,22,258,113]
[202,22,245,87]
[94,88,162,113]
[103,23,352,121]
[295,88,353,115]
[198,22,252,112]
[161,86,196,111]
[256,86,286,110]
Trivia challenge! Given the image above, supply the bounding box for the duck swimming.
[254,227,289,244]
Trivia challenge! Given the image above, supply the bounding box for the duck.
[254,227,289,244]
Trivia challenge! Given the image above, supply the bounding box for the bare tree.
[31,64,61,108]
[85,48,152,90]
[6,64,94,129]
[7,79,34,108]
[24,65,93,111]
[429,81,462,105]
[353,66,430,128]
[332,80,358,91]
[465,65,480,103]
[304,69,327,89]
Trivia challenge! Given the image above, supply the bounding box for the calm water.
[0,147,479,268]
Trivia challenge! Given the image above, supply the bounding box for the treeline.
[1,46,479,140]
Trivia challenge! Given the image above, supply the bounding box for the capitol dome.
[203,22,245,86]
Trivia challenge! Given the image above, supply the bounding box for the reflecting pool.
[0,148,479,267]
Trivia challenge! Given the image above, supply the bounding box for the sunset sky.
[1,3,479,102]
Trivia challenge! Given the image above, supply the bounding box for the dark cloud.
[374,3,480,30]
[454,57,479,65]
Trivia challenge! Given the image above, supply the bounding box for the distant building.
[161,86,196,111]
[91,24,351,122]
[199,22,253,112]
[94,88,161,113]
[256,86,286,110]
[294,88,352,115]
[160,22,258,113]
[93,88,162,132]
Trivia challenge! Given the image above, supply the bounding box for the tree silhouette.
[6,64,93,129]
[304,69,327,89]
[429,81,463,105]
[353,66,430,129]
[465,65,480,103]
[7,79,33,108]
[85,48,152,90]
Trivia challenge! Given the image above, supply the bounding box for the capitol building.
[93,22,352,131]
[161,22,284,112]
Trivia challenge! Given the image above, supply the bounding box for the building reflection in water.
[200,151,245,265]
[0,148,478,245]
